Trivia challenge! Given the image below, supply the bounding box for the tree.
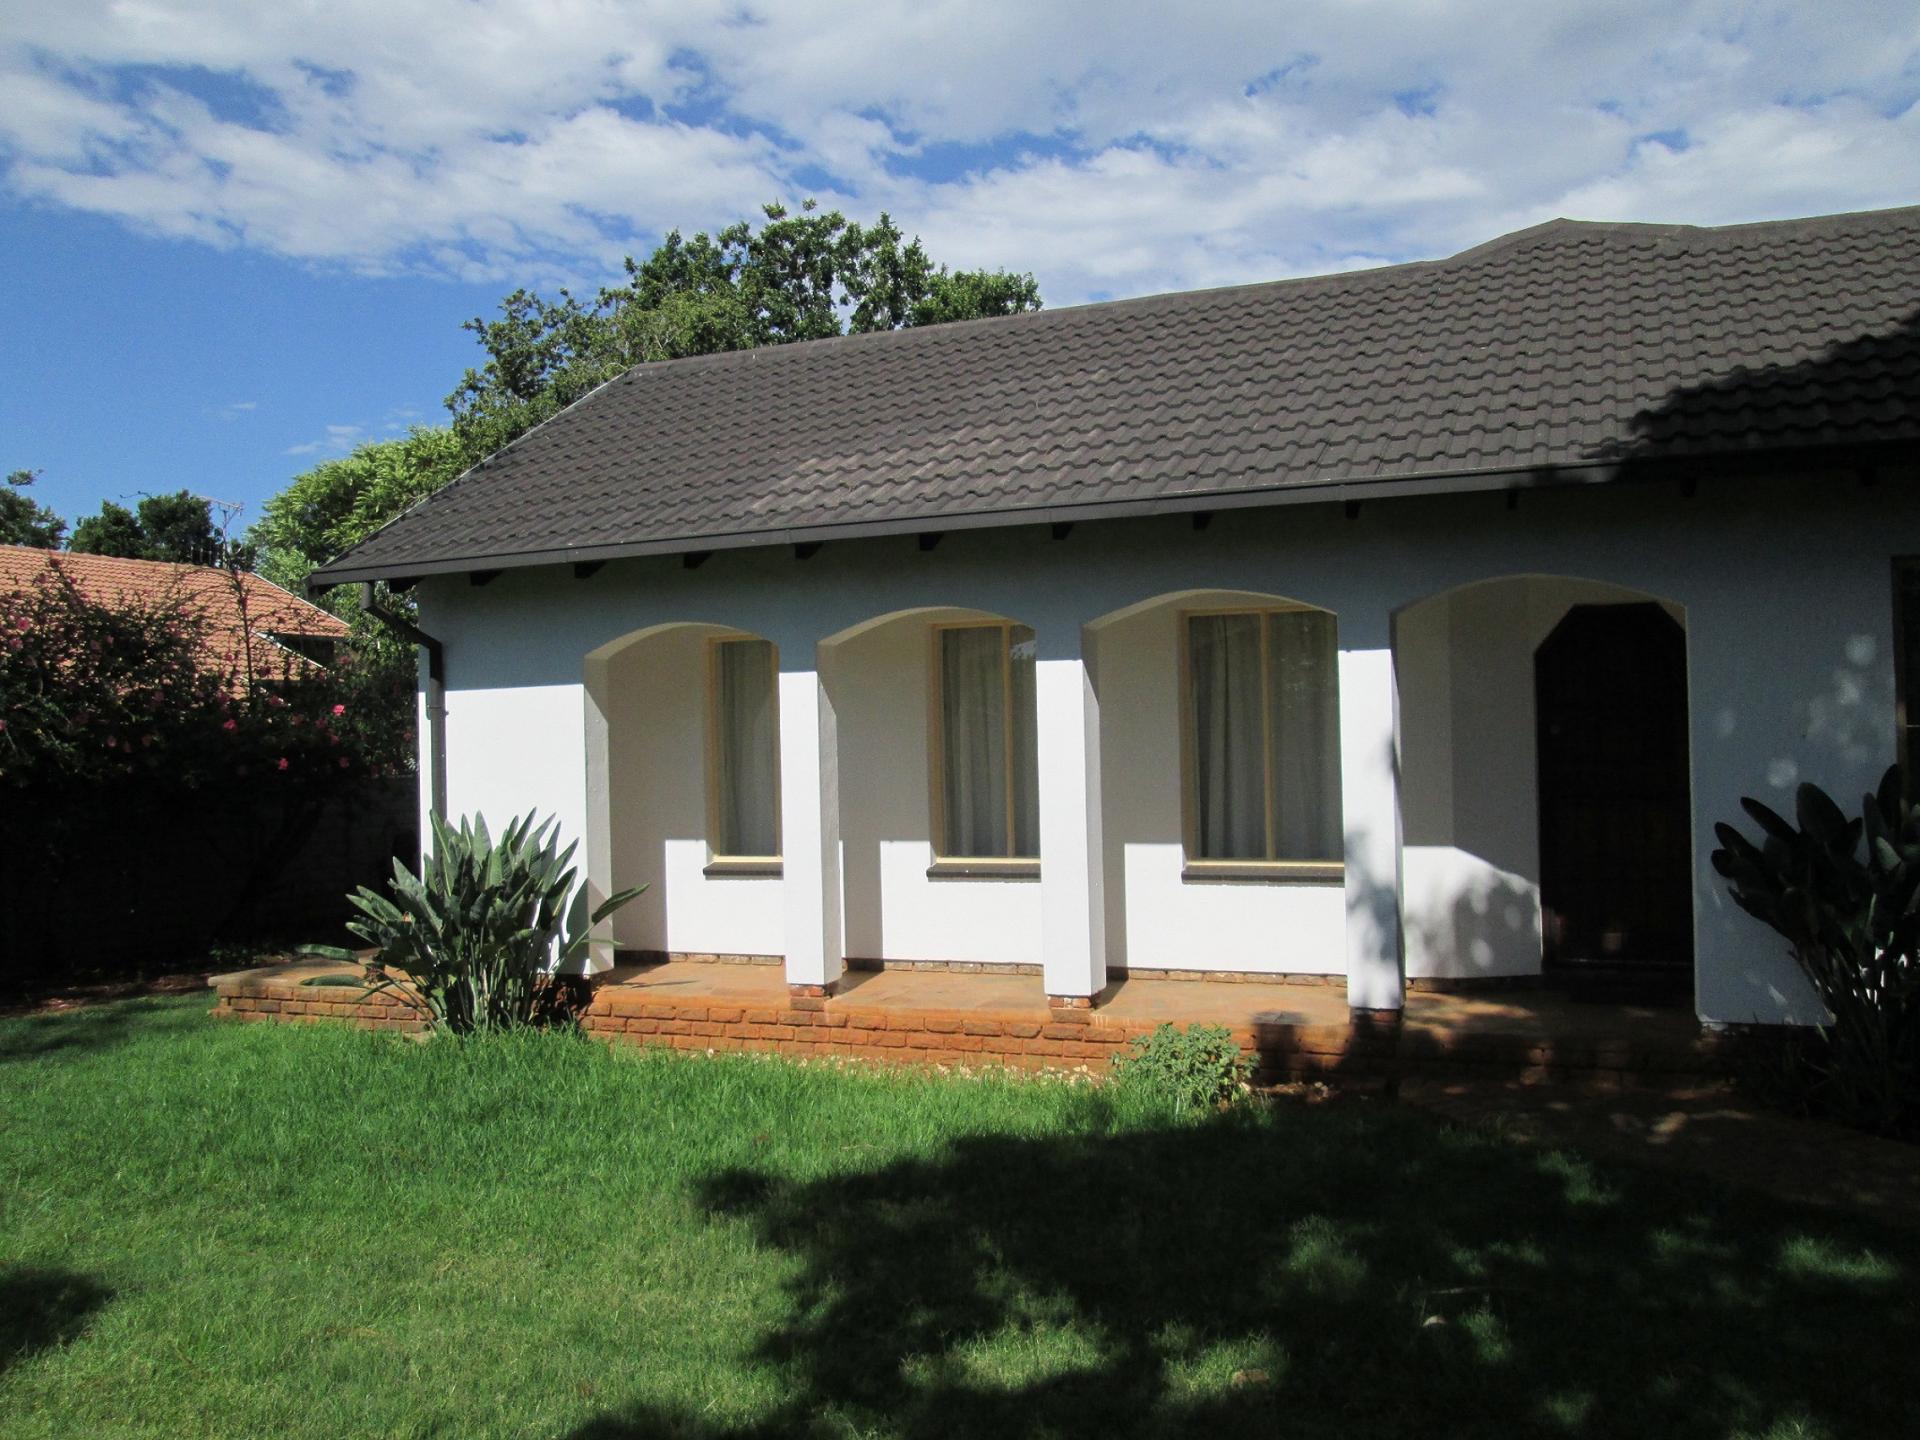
[135,490,219,564]
[251,429,467,600]
[248,428,469,697]
[68,501,147,558]
[68,490,229,565]
[0,470,65,548]
[448,200,1041,462]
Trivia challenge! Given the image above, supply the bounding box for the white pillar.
[1339,644,1405,1011]
[779,663,845,993]
[580,654,615,936]
[1036,650,1106,1001]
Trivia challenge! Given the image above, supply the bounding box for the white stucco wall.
[1398,577,1686,981]
[833,610,1044,965]
[1094,596,1347,974]
[595,623,784,958]
[416,466,1920,1024]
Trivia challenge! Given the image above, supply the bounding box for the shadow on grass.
[0,1267,114,1376]
[569,1099,1917,1440]
[0,996,195,1065]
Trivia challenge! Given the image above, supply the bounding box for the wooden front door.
[1535,603,1693,971]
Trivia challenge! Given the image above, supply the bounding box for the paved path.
[1401,1078,1920,1229]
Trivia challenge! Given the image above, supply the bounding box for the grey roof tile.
[315,206,1920,583]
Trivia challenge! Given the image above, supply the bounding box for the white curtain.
[1268,610,1343,861]
[1008,626,1040,856]
[1190,613,1266,858]
[1189,610,1342,861]
[939,624,1039,857]
[940,626,1009,856]
[714,638,779,856]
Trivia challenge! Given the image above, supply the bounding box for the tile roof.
[313,205,1920,586]
[0,546,349,682]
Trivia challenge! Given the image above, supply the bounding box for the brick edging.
[211,967,1746,1086]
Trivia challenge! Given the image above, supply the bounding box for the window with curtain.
[1185,608,1343,865]
[933,622,1040,859]
[708,636,780,858]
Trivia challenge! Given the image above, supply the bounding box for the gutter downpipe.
[357,582,447,823]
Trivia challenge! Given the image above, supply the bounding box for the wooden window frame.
[703,633,783,876]
[1177,605,1345,884]
[926,620,1041,876]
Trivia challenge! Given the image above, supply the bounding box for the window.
[931,622,1040,861]
[1182,608,1343,870]
[707,636,780,860]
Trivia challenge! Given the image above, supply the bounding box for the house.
[0,545,350,687]
[309,206,1920,1030]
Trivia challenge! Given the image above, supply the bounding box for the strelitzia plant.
[306,810,644,1035]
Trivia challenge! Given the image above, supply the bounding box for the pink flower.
[222,719,237,732]
[337,757,349,768]
[331,704,346,717]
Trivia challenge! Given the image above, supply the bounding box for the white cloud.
[2,1,1917,301]
[283,422,366,457]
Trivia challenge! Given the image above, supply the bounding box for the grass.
[0,996,1915,1439]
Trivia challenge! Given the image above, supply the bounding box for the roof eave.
[305,439,1911,591]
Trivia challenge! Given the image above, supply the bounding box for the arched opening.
[1393,575,1693,999]
[823,606,1045,970]
[586,621,784,964]
[1536,602,1692,976]
[1086,588,1347,978]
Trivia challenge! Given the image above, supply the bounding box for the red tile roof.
[0,545,350,683]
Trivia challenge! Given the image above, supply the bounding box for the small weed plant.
[1111,1022,1252,1112]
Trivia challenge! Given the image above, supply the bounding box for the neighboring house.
[310,206,1920,1029]
[0,545,350,687]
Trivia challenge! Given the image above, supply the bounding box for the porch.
[585,961,1730,1085]
[572,569,1714,1027]
[213,959,1739,1086]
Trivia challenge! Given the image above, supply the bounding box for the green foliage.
[66,500,146,557]
[0,470,65,548]
[447,199,1041,462]
[0,554,407,790]
[308,810,644,1035]
[67,490,230,565]
[1711,766,1920,1135]
[251,431,471,599]
[1110,1022,1253,1112]
[244,429,464,773]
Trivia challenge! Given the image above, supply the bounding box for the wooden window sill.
[1181,860,1344,884]
[926,858,1041,880]
[703,858,783,878]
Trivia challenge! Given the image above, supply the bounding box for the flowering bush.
[0,556,409,789]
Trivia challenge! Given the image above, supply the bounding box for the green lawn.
[1,996,1914,1439]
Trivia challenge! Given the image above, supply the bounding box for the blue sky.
[3,1,1918,538]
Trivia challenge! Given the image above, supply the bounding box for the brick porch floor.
[214,958,1737,1086]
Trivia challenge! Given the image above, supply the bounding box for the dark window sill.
[1181,860,1344,884]
[703,858,783,878]
[926,858,1041,880]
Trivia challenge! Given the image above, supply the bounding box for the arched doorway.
[1535,602,1692,978]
